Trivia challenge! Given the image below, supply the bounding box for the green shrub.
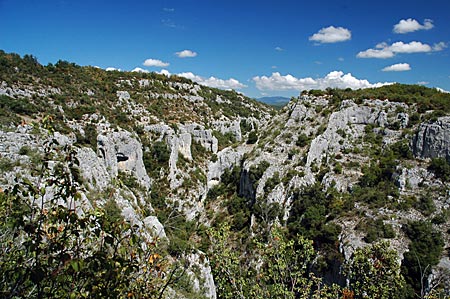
[401,221,444,298]
[295,133,310,147]
[246,130,258,144]
[428,157,450,181]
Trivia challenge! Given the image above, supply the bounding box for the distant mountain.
[257,96,291,107]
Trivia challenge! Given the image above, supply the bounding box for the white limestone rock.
[412,116,450,161]
[97,130,151,188]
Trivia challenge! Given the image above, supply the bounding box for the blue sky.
[1,0,449,98]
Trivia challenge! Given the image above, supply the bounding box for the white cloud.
[143,58,169,67]
[252,71,391,91]
[433,42,448,51]
[338,57,345,61]
[178,72,247,89]
[357,48,395,59]
[175,50,198,58]
[389,41,432,53]
[357,41,444,58]
[157,69,171,77]
[416,81,429,85]
[131,67,149,73]
[382,63,411,72]
[106,67,121,71]
[393,18,434,34]
[309,26,351,43]
[436,87,450,93]
[275,46,284,51]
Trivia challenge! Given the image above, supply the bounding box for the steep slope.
[231,89,450,294]
[1,51,450,298]
[0,50,273,299]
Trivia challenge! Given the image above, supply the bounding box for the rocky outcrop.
[185,252,217,299]
[207,147,244,188]
[306,101,388,166]
[212,119,242,142]
[76,147,111,190]
[412,116,450,161]
[97,130,151,188]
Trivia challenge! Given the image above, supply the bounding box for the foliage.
[0,130,177,299]
[246,130,258,144]
[428,157,450,182]
[343,241,406,299]
[321,84,450,114]
[296,133,311,147]
[208,224,341,299]
[401,221,445,298]
[213,130,237,150]
[356,218,396,243]
[248,160,270,183]
[287,183,344,273]
[143,141,170,177]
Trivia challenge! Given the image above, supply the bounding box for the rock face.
[185,253,217,299]
[207,147,244,188]
[412,116,450,161]
[306,100,390,166]
[76,147,111,190]
[97,130,151,188]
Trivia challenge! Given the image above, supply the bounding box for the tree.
[401,221,445,298]
[343,241,406,299]
[0,128,172,299]
[208,224,341,299]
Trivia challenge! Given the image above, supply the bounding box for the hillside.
[1,50,449,299]
[257,96,291,108]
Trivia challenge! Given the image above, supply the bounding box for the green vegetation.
[401,221,445,298]
[213,130,236,150]
[0,139,174,299]
[428,157,450,182]
[343,241,405,299]
[356,218,395,243]
[0,50,271,130]
[287,183,345,273]
[246,130,258,144]
[305,84,450,114]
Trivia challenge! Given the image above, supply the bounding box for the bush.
[428,157,450,182]
[246,130,258,144]
[401,221,444,298]
[295,133,310,147]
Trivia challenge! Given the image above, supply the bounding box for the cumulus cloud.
[309,26,351,43]
[252,71,390,91]
[382,63,411,72]
[178,72,247,89]
[357,41,444,58]
[131,67,149,73]
[393,18,434,34]
[175,50,198,58]
[275,46,284,51]
[389,41,432,53]
[157,69,171,77]
[143,58,169,67]
[253,71,391,91]
[436,87,450,93]
[106,67,121,71]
